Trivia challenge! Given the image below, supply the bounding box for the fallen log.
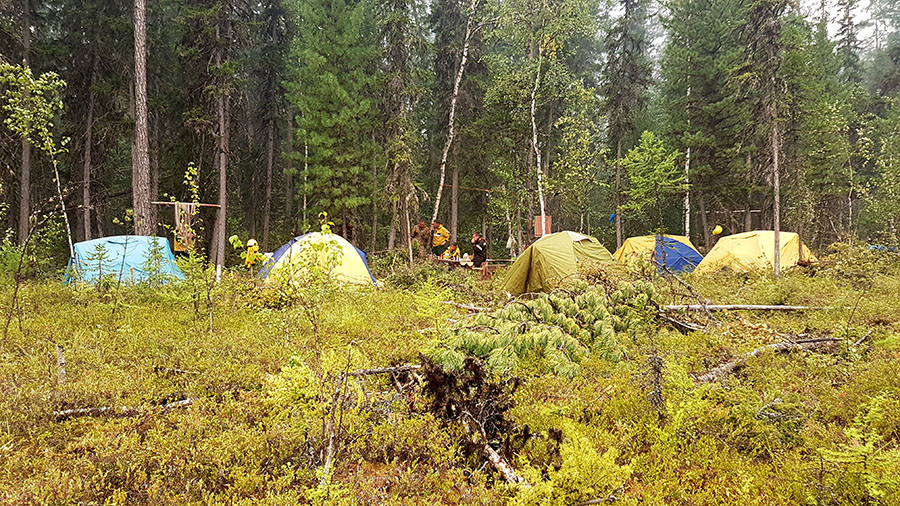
[482,443,527,485]
[665,304,826,312]
[695,338,842,383]
[54,398,193,420]
[657,312,704,333]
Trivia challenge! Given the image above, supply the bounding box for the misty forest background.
[2,0,900,269]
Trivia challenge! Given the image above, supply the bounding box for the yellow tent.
[261,232,378,286]
[613,235,704,272]
[693,230,816,275]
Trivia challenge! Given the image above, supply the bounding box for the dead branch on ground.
[694,338,842,383]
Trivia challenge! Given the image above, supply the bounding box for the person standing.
[411,220,430,259]
[431,220,450,257]
[471,232,487,268]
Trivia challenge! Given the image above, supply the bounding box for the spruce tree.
[735,0,789,274]
[285,0,380,236]
[602,0,653,247]
[662,0,747,247]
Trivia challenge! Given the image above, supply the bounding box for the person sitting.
[471,232,487,268]
[432,221,451,257]
[442,243,461,261]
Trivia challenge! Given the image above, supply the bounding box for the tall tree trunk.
[615,139,623,248]
[530,44,548,236]
[431,0,476,224]
[387,200,398,250]
[699,195,711,250]
[683,145,690,238]
[404,194,413,265]
[284,108,293,226]
[515,207,524,254]
[683,87,691,239]
[151,110,160,227]
[18,0,30,245]
[772,123,781,277]
[82,59,97,241]
[371,158,380,253]
[263,118,274,251]
[302,140,308,231]
[132,0,153,235]
[450,149,459,243]
[213,21,230,278]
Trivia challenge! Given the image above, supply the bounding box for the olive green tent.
[502,231,619,295]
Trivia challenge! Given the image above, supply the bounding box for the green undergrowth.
[1,248,899,504]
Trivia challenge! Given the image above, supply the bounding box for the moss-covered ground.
[1,248,899,504]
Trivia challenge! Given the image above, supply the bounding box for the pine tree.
[132,0,153,235]
[836,0,863,84]
[379,0,425,257]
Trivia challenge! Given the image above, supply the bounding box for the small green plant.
[175,248,219,332]
[619,131,684,232]
[84,243,114,292]
[141,238,172,288]
[818,394,900,503]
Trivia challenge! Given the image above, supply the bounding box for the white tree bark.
[19,0,31,245]
[431,0,477,224]
[530,44,547,236]
[772,122,781,277]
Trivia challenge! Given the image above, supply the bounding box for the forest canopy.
[1,0,899,268]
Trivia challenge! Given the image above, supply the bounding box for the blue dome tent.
[65,236,184,285]
[614,235,704,273]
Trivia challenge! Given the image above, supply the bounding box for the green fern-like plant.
[426,282,655,378]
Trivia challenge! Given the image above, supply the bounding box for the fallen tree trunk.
[695,338,842,383]
[657,312,704,333]
[54,398,193,420]
[665,304,826,312]
[482,443,527,485]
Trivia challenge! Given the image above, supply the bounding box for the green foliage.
[619,131,684,231]
[426,281,655,377]
[819,394,900,503]
[141,238,172,288]
[514,424,632,506]
[284,0,381,221]
[0,63,68,157]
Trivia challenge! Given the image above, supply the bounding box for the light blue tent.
[65,236,184,285]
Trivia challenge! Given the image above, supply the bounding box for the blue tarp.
[65,236,184,285]
[654,236,704,273]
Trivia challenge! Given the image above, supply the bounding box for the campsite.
[3,0,900,503]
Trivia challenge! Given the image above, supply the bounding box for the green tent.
[502,231,619,295]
